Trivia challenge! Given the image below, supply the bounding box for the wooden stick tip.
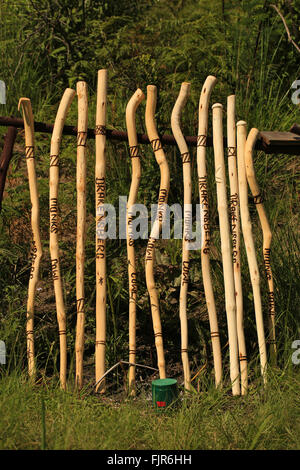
[212,103,223,110]
[18,97,30,110]
[249,127,260,135]
[181,82,191,93]
[204,75,218,86]
[76,81,87,89]
[136,88,145,100]
[147,84,157,92]
[237,120,247,127]
[64,88,76,98]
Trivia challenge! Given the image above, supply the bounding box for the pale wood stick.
[145,85,170,379]
[50,88,76,390]
[171,82,192,391]
[95,69,107,393]
[237,122,267,382]
[18,98,43,379]
[212,103,240,396]
[245,128,276,365]
[196,76,222,387]
[75,81,88,389]
[227,96,248,395]
[125,88,145,396]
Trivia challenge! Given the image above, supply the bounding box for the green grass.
[0,366,299,450]
[0,0,299,451]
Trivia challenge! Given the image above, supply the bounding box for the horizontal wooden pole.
[0,115,209,147]
[1,115,300,154]
[290,123,300,136]
[0,126,18,211]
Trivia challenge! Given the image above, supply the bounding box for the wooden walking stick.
[50,88,76,390]
[196,76,222,387]
[75,81,88,389]
[171,82,192,390]
[212,103,240,395]
[237,122,267,382]
[125,88,145,395]
[95,69,107,393]
[18,98,43,379]
[245,128,276,365]
[145,85,170,379]
[227,96,248,395]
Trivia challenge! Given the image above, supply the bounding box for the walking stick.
[171,82,192,390]
[95,69,107,393]
[145,85,170,379]
[245,128,276,365]
[196,76,222,387]
[18,98,43,379]
[212,103,240,395]
[125,88,145,395]
[227,96,248,394]
[75,81,88,389]
[237,122,267,382]
[50,88,76,390]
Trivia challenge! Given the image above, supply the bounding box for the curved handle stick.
[125,88,145,396]
[227,96,248,395]
[75,81,88,390]
[95,69,108,393]
[212,103,240,396]
[196,76,222,388]
[237,122,267,383]
[18,97,43,379]
[50,87,76,390]
[245,128,276,365]
[171,82,192,391]
[145,85,170,379]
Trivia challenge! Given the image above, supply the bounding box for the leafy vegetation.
[0,0,299,450]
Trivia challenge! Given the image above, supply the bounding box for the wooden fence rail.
[1,115,300,153]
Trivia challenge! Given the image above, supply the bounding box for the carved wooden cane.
[227,96,248,394]
[50,88,76,390]
[95,69,108,393]
[237,122,267,383]
[171,82,192,390]
[18,98,43,379]
[196,76,222,387]
[212,103,240,395]
[245,128,276,365]
[145,85,170,379]
[125,88,145,395]
[75,81,88,389]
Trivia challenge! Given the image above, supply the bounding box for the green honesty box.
[152,378,178,411]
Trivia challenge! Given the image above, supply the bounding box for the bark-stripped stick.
[75,81,88,389]
[227,96,248,395]
[237,122,267,382]
[171,82,192,390]
[18,98,43,379]
[245,128,276,365]
[50,88,76,390]
[196,76,222,387]
[212,103,240,396]
[145,85,170,379]
[125,88,145,395]
[95,69,107,393]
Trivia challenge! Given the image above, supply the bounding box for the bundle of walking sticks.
[18,70,276,396]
